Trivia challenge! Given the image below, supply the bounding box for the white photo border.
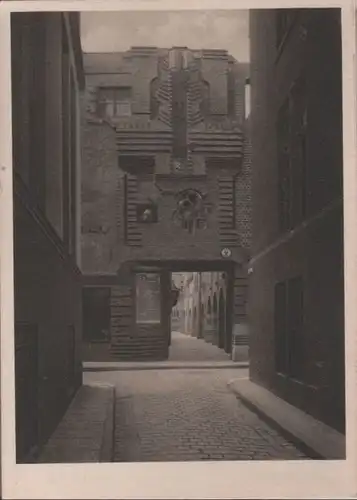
[0,1,356,498]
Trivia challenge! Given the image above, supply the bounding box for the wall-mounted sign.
[221,248,232,258]
[135,273,161,324]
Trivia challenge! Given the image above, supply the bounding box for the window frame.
[277,76,308,234]
[97,86,132,118]
[274,276,305,382]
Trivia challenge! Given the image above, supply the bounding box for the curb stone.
[82,361,249,372]
[38,383,115,463]
[100,384,115,462]
[227,378,345,460]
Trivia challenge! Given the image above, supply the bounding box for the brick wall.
[82,159,251,268]
[81,119,122,274]
[81,48,251,360]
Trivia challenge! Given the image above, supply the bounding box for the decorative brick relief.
[235,122,252,250]
[124,174,142,247]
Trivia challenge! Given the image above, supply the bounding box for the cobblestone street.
[84,367,309,462]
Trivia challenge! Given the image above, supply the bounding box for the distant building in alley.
[249,9,344,433]
[81,47,251,361]
[11,12,84,461]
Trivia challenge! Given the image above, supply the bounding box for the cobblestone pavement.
[168,331,231,362]
[85,369,309,462]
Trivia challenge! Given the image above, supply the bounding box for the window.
[288,276,304,379]
[82,287,111,342]
[123,174,128,242]
[274,276,304,380]
[277,77,308,233]
[276,9,299,49]
[277,98,291,232]
[275,281,288,374]
[69,69,77,256]
[200,81,210,116]
[97,87,132,118]
[136,203,158,223]
[150,78,160,120]
[291,77,308,224]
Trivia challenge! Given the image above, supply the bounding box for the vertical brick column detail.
[218,176,238,247]
[235,128,252,250]
[233,266,248,325]
[110,285,134,350]
[125,174,142,247]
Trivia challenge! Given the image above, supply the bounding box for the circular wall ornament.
[221,248,232,258]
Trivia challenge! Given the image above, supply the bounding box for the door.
[15,323,39,462]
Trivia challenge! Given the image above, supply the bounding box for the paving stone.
[85,368,310,462]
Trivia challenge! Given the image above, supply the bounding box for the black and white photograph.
[0,1,356,498]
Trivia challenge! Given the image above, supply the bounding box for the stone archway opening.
[165,260,242,362]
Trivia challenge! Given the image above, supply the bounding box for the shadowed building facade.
[11,12,84,461]
[81,47,251,361]
[249,9,344,432]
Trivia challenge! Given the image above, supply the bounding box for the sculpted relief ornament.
[172,189,210,234]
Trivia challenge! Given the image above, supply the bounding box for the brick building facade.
[11,12,84,461]
[249,9,345,432]
[81,47,251,361]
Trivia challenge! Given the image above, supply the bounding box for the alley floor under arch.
[168,331,232,362]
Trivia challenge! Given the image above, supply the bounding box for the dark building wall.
[11,12,84,460]
[249,9,344,432]
[81,48,251,361]
[14,196,83,454]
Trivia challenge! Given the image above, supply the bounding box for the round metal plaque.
[221,248,232,258]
